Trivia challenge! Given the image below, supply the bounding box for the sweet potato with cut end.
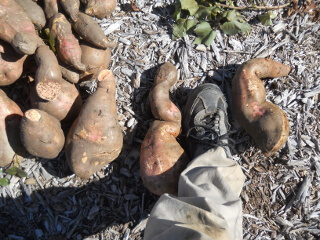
[0,0,41,55]
[44,0,59,19]
[0,89,25,167]
[65,70,123,179]
[232,58,291,156]
[20,109,65,159]
[81,0,117,19]
[0,40,27,86]
[50,13,86,71]
[60,62,80,84]
[80,42,111,78]
[71,12,116,49]
[140,62,189,196]
[14,0,46,30]
[60,0,80,21]
[31,45,82,122]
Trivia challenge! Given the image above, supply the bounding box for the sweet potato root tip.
[97,69,113,81]
[36,81,61,101]
[25,109,41,122]
[232,58,291,155]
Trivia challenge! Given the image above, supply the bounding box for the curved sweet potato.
[60,62,80,84]
[14,0,46,30]
[71,12,116,49]
[50,13,86,71]
[0,89,25,167]
[80,42,111,78]
[44,0,59,19]
[232,58,291,156]
[31,45,82,122]
[60,0,80,21]
[65,70,123,178]
[81,0,117,19]
[140,62,189,196]
[0,0,41,55]
[0,40,27,86]
[20,109,65,159]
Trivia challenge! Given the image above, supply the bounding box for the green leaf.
[194,6,214,20]
[16,168,27,178]
[225,10,237,22]
[193,22,217,46]
[221,21,251,35]
[258,11,277,26]
[0,178,9,187]
[172,1,182,20]
[185,19,197,33]
[6,167,18,176]
[180,0,199,15]
[173,19,197,40]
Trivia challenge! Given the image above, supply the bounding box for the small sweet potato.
[71,12,116,49]
[60,0,80,21]
[14,0,46,30]
[232,58,291,156]
[44,0,59,19]
[60,62,80,84]
[20,109,65,159]
[0,40,27,86]
[140,62,189,196]
[50,13,86,71]
[31,45,82,122]
[65,70,123,178]
[81,0,117,19]
[0,0,41,55]
[80,42,111,78]
[0,89,25,167]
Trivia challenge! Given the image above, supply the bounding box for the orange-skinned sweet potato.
[0,40,27,86]
[140,62,189,196]
[50,13,86,71]
[0,0,41,55]
[0,89,25,167]
[60,0,80,21]
[80,42,111,78]
[20,109,65,159]
[71,12,116,49]
[14,0,46,30]
[31,45,82,122]
[232,58,291,156]
[65,70,123,179]
[81,0,117,19]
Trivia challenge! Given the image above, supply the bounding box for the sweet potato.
[71,12,116,49]
[50,13,86,71]
[0,40,27,86]
[0,89,25,167]
[0,0,41,55]
[65,70,123,178]
[14,0,46,30]
[44,0,59,19]
[80,42,111,78]
[60,62,80,84]
[81,0,117,19]
[140,62,189,196]
[31,45,82,122]
[232,58,291,156]
[20,109,65,159]
[60,0,80,21]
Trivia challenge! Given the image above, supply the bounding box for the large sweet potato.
[0,0,41,55]
[81,0,117,19]
[44,0,59,19]
[60,0,80,21]
[0,40,27,86]
[0,89,25,167]
[20,109,65,159]
[31,45,82,122]
[232,58,291,156]
[65,70,123,178]
[14,0,46,30]
[140,62,189,196]
[71,12,116,49]
[50,13,86,71]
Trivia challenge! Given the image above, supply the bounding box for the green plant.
[172,0,283,46]
[0,167,28,187]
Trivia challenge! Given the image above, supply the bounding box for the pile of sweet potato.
[0,0,123,178]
